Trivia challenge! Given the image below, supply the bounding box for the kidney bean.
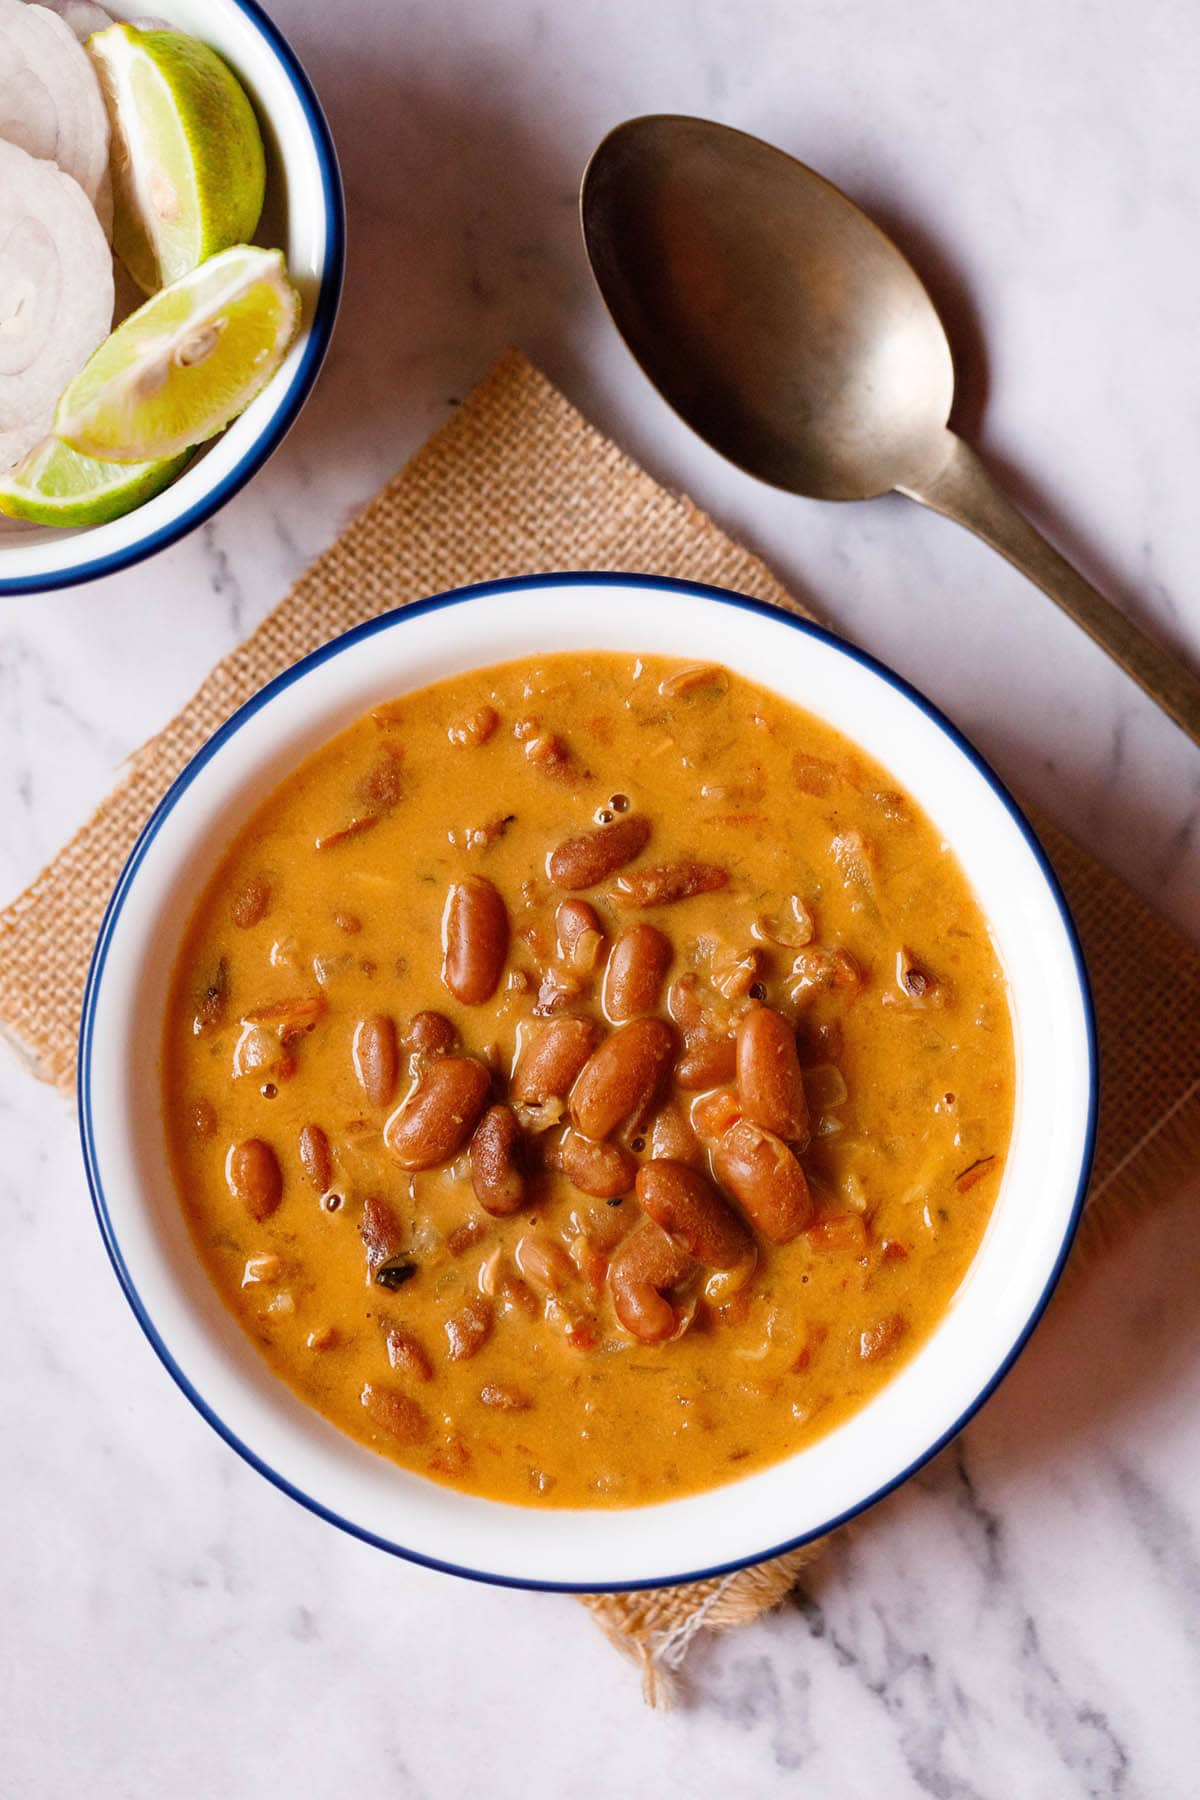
[547,813,651,889]
[193,957,228,1034]
[361,1381,429,1445]
[447,704,499,747]
[792,750,838,796]
[316,815,380,851]
[736,1005,810,1142]
[442,875,509,1003]
[501,1275,540,1317]
[480,1383,533,1411]
[191,1098,217,1139]
[658,663,729,698]
[666,974,703,1030]
[568,1199,630,1255]
[470,1104,528,1215]
[383,1057,491,1170]
[647,1099,704,1169]
[230,873,270,928]
[715,1289,752,1330]
[570,1018,674,1141]
[665,978,739,1088]
[359,746,405,811]
[613,862,728,907]
[672,972,708,1029]
[569,1233,610,1301]
[444,1296,493,1360]
[608,1224,696,1344]
[447,1216,488,1257]
[859,1313,907,1362]
[226,1139,282,1222]
[404,1010,458,1057]
[359,1193,407,1277]
[511,1015,598,1104]
[514,1232,574,1294]
[676,1030,738,1091]
[555,898,606,973]
[703,1252,759,1307]
[428,1430,472,1477]
[524,731,575,778]
[603,923,673,1021]
[712,1119,813,1244]
[635,1159,753,1269]
[558,1129,637,1200]
[353,1012,399,1109]
[298,1123,332,1193]
[386,1327,434,1382]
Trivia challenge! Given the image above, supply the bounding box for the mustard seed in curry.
[163,652,1015,1508]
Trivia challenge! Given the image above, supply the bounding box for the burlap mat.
[2,351,1197,1702]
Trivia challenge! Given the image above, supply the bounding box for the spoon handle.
[901,434,1200,748]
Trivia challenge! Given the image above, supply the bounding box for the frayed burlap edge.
[581,1543,827,1707]
[584,1094,1200,1708]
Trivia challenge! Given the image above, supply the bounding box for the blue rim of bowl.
[0,0,346,598]
[78,573,1100,1593]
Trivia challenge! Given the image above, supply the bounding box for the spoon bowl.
[581,114,1200,744]
[582,115,953,500]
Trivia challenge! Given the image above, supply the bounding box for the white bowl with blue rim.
[0,0,343,597]
[79,575,1098,1591]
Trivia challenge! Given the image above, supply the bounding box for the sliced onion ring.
[0,137,113,473]
[35,1,114,42]
[0,0,110,209]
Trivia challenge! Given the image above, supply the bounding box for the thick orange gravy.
[162,652,1014,1508]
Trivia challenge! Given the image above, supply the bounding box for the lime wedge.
[55,244,300,463]
[88,21,265,293]
[0,435,188,527]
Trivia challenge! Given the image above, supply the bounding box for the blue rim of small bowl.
[78,573,1100,1593]
[0,0,346,598]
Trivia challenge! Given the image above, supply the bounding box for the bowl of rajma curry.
[80,574,1096,1589]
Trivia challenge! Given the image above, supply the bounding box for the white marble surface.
[2,0,1199,1793]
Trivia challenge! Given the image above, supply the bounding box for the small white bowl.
[79,576,1097,1591]
[0,0,343,596]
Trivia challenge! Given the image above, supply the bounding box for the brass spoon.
[581,115,1200,746]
